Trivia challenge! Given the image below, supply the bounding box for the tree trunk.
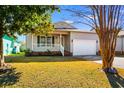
[102,56,114,69]
[0,32,5,67]
[99,32,118,73]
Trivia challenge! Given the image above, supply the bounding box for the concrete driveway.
[76,56,124,69]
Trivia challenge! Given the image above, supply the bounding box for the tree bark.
[99,31,117,73]
[0,32,5,67]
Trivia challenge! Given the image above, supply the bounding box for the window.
[47,37,52,46]
[40,36,45,46]
[37,36,45,47]
[37,36,54,47]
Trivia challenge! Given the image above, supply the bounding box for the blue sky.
[52,5,90,30]
[18,5,90,42]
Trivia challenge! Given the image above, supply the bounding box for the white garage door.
[73,39,96,56]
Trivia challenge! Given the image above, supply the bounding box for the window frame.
[37,36,54,47]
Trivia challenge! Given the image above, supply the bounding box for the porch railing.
[60,44,64,56]
[32,44,64,56]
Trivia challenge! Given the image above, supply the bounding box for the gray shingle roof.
[54,21,77,29]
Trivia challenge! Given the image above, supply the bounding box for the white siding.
[26,34,33,50]
[116,36,124,52]
[116,37,122,51]
[26,34,38,51]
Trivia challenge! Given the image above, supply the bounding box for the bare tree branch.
[65,5,124,72]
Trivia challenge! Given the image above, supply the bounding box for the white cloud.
[64,20,74,24]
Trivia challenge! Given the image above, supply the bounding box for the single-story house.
[3,34,21,55]
[26,21,124,56]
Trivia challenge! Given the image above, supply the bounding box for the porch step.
[64,50,72,56]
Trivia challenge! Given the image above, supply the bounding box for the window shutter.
[37,36,40,47]
[52,36,54,44]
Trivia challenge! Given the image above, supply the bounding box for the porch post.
[59,34,62,45]
[51,36,52,47]
[59,34,64,56]
[31,34,33,51]
[45,36,47,47]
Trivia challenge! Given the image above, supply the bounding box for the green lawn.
[7,52,25,57]
[1,56,124,88]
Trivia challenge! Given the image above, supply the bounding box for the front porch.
[27,32,71,56]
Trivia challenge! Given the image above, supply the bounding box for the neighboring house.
[116,31,124,54]
[3,34,21,55]
[26,21,124,56]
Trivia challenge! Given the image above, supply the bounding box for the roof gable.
[54,21,77,29]
[3,34,15,41]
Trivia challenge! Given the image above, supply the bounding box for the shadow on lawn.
[0,68,21,87]
[105,73,124,88]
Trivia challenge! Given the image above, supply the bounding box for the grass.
[1,56,124,88]
[7,52,25,57]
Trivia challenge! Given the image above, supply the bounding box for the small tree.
[67,5,123,73]
[0,5,57,67]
